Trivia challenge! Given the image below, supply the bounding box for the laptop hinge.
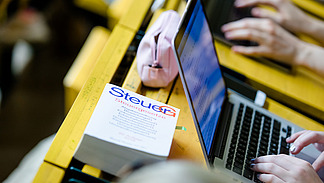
[210,101,233,162]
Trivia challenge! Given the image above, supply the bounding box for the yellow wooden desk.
[211,0,324,122]
[64,26,110,113]
[122,0,324,166]
[167,77,324,164]
[34,1,183,182]
[292,0,324,19]
[34,0,324,182]
[74,0,109,17]
[216,40,324,122]
[33,162,65,183]
[33,0,154,182]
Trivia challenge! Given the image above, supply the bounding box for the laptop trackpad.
[295,144,324,180]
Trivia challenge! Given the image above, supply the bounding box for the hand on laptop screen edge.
[219,0,324,77]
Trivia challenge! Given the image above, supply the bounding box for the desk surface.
[293,0,324,19]
[44,0,154,170]
[168,76,324,164]
[216,41,324,122]
[34,0,324,182]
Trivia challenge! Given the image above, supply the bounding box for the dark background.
[0,0,107,181]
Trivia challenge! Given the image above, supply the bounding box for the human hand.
[221,18,306,66]
[234,0,311,35]
[287,130,324,171]
[250,155,322,183]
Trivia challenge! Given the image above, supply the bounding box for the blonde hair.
[118,160,231,183]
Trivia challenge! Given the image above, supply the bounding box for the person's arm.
[250,155,322,183]
[301,18,324,47]
[235,0,324,45]
[295,42,324,77]
[221,18,324,77]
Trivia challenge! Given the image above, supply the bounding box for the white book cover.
[83,83,180,157]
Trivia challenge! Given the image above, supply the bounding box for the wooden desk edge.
[44,25,136,169]
[33,162,65,183]
[44,0,155,169]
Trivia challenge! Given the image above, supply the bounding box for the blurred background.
[0,0,107,181]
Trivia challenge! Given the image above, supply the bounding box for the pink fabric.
[137,10,180,88]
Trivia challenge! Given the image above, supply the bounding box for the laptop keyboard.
[226,103,292,182]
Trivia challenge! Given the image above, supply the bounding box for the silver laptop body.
[172,0,320,182]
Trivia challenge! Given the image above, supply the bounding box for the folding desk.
[33,0,183,182]
[33,0,324,182]
[33,0,154,182]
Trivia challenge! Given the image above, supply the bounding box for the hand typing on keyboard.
[287,130,324,172]
[250,154,322,183]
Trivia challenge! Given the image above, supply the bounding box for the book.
[74,83,180,175]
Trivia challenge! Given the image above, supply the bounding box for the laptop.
[172,0,321,182]
[200,0,293,72]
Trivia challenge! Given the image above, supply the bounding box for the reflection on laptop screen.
[177,0,226,154]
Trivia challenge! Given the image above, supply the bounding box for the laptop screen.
[202,0,253,47]
[175,0,226,155]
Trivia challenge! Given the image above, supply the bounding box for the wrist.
[293,41,310,67]
[294,42,324,77]
[302,17,323,36]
